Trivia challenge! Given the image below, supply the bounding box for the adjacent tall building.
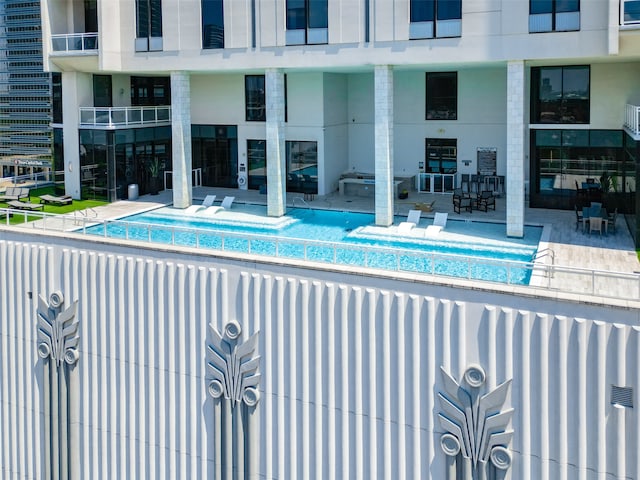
[0,0,52,177]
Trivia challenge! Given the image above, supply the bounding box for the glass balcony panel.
[128,109,142,124]
[111,110,126,125]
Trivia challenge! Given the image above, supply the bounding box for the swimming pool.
[83,205,542,285]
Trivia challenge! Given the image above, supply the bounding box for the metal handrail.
[79,106,171,128]
[624,104,640,136]
[51,33,99,53]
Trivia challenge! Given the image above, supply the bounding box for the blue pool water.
[84,205,542,285]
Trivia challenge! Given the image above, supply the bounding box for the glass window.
[286,0,328,44]
[530,129,630,210]
[286,141,317,194]
[623,1,640,24]
[202,0,224,49]
[410,0,434,22]
[286,0,306,29]
[52,72,63,124]
[245,75,265,122]
[426,72,457,120]
[308,0,328,28]
[425,138,457,173]
[530,0,553,14]
[437,0,461,20]
[136,0,162,43]
[131,76,171,106]
[529,0,579,32]
[247,139,266,190]
[531,66,589,124]
[93,75,112,108]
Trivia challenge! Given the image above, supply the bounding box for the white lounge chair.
[425,212,448,237]
[185,194,216,214]
[220,196,235,209]
[398,209,421,233]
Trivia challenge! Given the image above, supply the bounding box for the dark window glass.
[426,138,457,174]
[530,0,579,17]
[624,1,640,23]
[426,72,457,120]
[202,0,224,49]
[131,76,171,106]
[136,0,149,37]
[530,0,553,14]
[247,139,266,190]
[286,0,327,41]
[84,0,98,32]
[150,0,163,37]
[530,129,628,209]
[245,75,265,122]
[52,72,63,124]
[287,0,306,29]
[556,0,579,13]
[532,66,589,124]
[136,0,162,38]
[308,0,328,28]
[411,0,434,22]
[286,141,317,194]
[191,125,238,188]
[93,75,112,108]
[437,0,461,20]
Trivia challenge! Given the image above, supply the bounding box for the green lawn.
[1,186,107,225]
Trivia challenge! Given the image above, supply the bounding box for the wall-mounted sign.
[477,147,497,175]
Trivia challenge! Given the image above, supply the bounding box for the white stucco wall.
[0,232,638,479]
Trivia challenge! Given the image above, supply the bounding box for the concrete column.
[506,61,525,238]
[374,65,394,226]
[171,71,193,209]
[61,72,83,199]
[266,69,286,217]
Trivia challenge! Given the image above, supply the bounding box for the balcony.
[79,106,172,129]
[621,0,640,26]
[624,104,640,139]
[51,33,99,54]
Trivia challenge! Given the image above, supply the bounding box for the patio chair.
[574,205,584,231]
[477,191,496,212]
[425,212,448,237]
[185,194,216,214]
[0,187,30,202]
[453,194,472,214]
[220,196,235,209]
[607,208,618,234]
[589,216,604,236]
[39,194,73,206]
[7,200,44,211]
[398,209,421,233]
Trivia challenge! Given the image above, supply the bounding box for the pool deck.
[22,186,640,304]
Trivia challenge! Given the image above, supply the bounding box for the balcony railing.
[624,104,640,137]
[51,33,99,53]
[79,106,172,128]
[621,0,640,25]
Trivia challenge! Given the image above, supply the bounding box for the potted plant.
[398,188,409,200]
[148,158,162,195]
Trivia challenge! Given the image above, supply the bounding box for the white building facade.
[41,0,640,238]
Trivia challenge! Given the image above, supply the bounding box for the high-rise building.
[0,0,52,177]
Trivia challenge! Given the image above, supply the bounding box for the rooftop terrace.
[4,186,639,308]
